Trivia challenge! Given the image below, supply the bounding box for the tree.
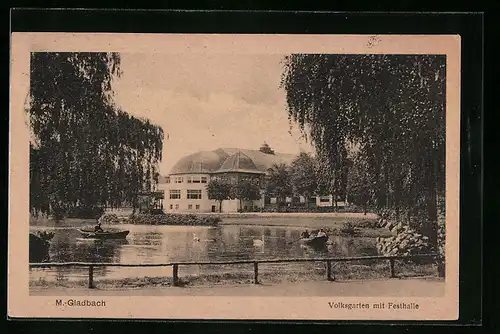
[233,179,261,212]
[206,179,233,213]
[282,54,445,246]
[28,52,164,218]
[266,163,293,207]
[346,151,373,214]
[290,152,317,206]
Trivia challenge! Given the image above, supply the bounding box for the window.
[196,204,200,210]
[187,189,202,199]
[169,204,173,210]
[188,176,204,183]
[169,189,181,199]
[175,204,179,210]
[165,177,170,184]
[174,177,183,183]
[188,204,193,210]
[320,196,330,203]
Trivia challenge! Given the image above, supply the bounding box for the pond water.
[30,218,379,282]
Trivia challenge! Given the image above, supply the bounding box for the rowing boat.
[77,229,129,239]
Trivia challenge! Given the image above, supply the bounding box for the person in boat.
[316,229,327,238]
[300,229,310,239]
[94,222,104,233]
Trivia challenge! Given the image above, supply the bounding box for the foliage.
[206,179,233,212]
[29,232,53,262]
[266,163,293,206]
[376,224,433,262]
[65,206,104,219]
[233,180,261,212]
[128,213,221,226]
[346,151,374,213]
[98,213,120,224]
[290,152,317,204]
[282,54,445,246]
[339,222,358,236]
[315,148,349,205]
[28,52,164,217]
[35,230,55,242]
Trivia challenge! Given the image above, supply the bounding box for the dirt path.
[30,278,444,297]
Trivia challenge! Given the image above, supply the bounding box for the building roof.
[167,147,297,176]
[169,150,229,175]
[213,151,263,174]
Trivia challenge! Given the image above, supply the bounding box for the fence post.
[254,262,259,284]
[326,260,334,281]
[88,265,94,289]
[389,258,396,278]
[172,264,179,286]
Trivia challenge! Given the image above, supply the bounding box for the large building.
[158,144,297,213]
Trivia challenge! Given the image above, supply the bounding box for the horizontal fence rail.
[30,253,439,288]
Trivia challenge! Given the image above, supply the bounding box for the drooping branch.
[28,52,164,217]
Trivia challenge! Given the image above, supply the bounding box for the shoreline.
[155,212,378,219]
[30,211,378,225]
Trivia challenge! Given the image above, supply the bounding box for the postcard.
[9,33,460,320]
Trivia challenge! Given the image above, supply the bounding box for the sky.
[112,53,314,175]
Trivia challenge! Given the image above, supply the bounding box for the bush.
[376,222,433,263]
[98,213,120,224]
[128,213,222,226]
[355,220,380,229]
[339,222,358,236]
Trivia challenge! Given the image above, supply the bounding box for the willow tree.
[28,52,164,218]
[290,152,317,206]
[281,54,445,245]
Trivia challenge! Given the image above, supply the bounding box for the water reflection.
[30,222,378,281]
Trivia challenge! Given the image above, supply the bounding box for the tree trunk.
[219,200,223,213]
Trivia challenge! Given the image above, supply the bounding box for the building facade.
[158,146,296,213]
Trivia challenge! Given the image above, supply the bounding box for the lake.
[29,217,379,283]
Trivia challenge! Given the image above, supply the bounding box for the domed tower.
[259,141,275,155]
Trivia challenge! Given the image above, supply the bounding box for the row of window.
[165,176,208,184]
[169,189,202,199]
[169,204,201,210]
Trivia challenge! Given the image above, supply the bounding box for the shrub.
[355,220,380,229]
[98,213,120,224]
[339,222,358,236]
[376,223,433,263]
[128,213,221,226]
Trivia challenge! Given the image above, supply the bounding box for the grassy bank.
[30,261,438,290]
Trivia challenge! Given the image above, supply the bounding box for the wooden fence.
[29,253,439,289]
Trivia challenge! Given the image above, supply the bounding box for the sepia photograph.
[9,33,460,320]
